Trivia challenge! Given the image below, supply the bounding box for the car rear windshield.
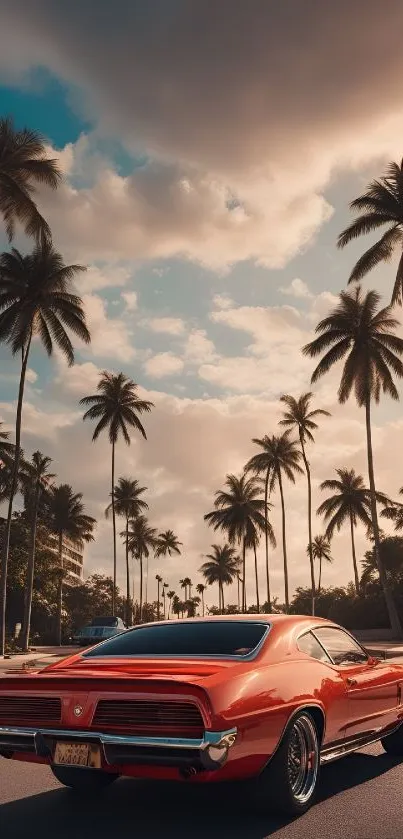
[83,621,269,658]
[90,617,118,627]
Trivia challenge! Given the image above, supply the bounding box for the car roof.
[128,614,334,629]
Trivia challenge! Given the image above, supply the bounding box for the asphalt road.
[1,743,403,839]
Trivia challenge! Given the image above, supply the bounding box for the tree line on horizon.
[2,115,403,650]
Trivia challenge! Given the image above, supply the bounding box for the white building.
[47,533,85,584]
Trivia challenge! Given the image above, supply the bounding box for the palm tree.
[155,530,181,615]
[20,452,55,651]
[180,578,188,600]
[307,535,333,592]
[200,545,240,612]
[185,577,192,599]
[167,590,176,620]
[317,469,376,593]
[155,574,163,620]
[0,243,90,656]
[49,484,96,645]
[246,432,302,612]
[172,595,181,619]
[303,285,403,637]
[0,461,11,503]
[196,583,206,616]
[186,596,200,618]
[242,447,276,612]
[249,529,262,612]
[204,473,272,611]
[106,477,148,624]
[81,372,153,614]
[162,582,169,618]
[280,393,330,615]
[126,516,157,622]
[361,537,403,589]
[236,570,242,611]
[155,530,182,558]
[0,423,16,502]
[338,159,403,305]
[381,488,403,531]
[0,422,14,461]
[0,116,61,244]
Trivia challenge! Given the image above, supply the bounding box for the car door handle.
[346,677,357,686]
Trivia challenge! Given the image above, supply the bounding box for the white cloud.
[212,293,235,310]
[4,3,403,270]
[121,291,138,312]
[31,148,332,271]
[0,400,80,441]
[144,317,186,336]
[0,369,37,386]
[26,369,38,384]
[199,354,310,396]
[152,267,169,277]
[53,359,101,396]
[183,329,218,365]
[201,295,342,395]
[211,305,305,355]
[83,294,135,361]
[279,278,313,299]
[144,352,184,378]
[307,291,340,322]
[79,264,132,294]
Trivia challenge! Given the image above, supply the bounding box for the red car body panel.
[1,614,403,783]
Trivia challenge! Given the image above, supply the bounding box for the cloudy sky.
[1,0,403,610]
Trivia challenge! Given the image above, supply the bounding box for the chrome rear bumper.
[0,725,237,771]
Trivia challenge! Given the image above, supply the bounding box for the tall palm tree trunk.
[139,551,143,623]
[0,333,32,657]
[21,481,39,651]
[318,558,322,592]
[278,471,289,612]
[56,531,63,646]
[125,515,130,625]
[221,582,225,613]
[111,441,117,616]
[157,578,161,620]
[167,599,171,620]
[201,592,205,616]
[300,434,315,616]
[145,555,149,604]
[365,397,403,638]
[242,537,247,612]
[264,469,272,610]
[253,543,260,612]
[348,511,360,594]
[237,573,240,611]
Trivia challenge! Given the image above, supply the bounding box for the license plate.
[54,741,101,768]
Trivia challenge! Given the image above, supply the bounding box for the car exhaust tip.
[180,766,198,779]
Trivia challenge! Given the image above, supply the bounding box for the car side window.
[297,631,332,663]
[313,627,368,666]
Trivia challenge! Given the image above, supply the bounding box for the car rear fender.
[262,703,325,771]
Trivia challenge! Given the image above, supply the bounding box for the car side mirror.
[368,655,381,666]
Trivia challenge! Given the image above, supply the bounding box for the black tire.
[381,723,403,756]
[252,710,320,817]
[51,766,119,791]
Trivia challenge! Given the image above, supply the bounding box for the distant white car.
[73,616,126,647]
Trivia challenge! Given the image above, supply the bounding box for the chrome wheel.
[287,714,319,804]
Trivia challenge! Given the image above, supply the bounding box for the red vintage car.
[1,614,403,816]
